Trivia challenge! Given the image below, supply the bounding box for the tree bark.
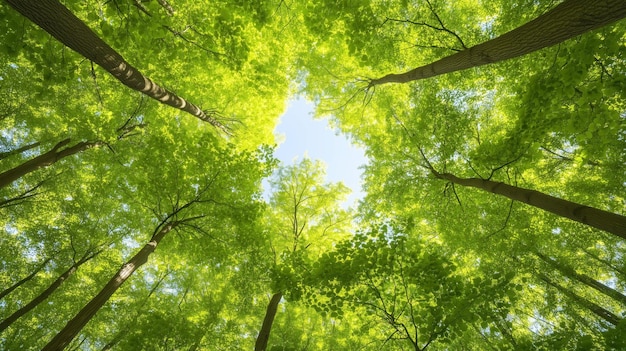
[369,0,626,86]
[254,292,283,351]
[431,170,626,239]
[0,257,51,300]
[41,222,178,351]
[535,252,626,306]
[0,138,101,189]
[0,251,99,333]
[538,273,621,326]
[4,0,227,133]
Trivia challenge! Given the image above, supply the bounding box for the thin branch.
[0,141,41,161]
[0,178,48,208]
[486,153,524,180]
[424,0,467,49]
[163,25,228,60]
[90,61,104,106]
[483,199,514,240]
[156,0,175,16]
[132,0,152,16]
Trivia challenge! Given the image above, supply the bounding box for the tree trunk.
[254,292,283,351]
[535,252,626,306]
[431,170,626,239]
[369,0,626,86]
[0,251,100,333]
[580,247,626,278]
[41,222,178,351]
[100,272,168,351]
[0,257,51,300]
[0,139,100,189]
[538,273,621,326]
[4,0,227,133]
[0,178,48,208]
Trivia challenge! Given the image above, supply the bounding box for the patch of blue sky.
[264,98,368,207]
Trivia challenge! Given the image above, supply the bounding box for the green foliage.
[1,0,624,349]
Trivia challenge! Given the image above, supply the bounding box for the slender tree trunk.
[0,138,101,189]
[431,170,626,239]
[538,273,621,326]
[535,252,626,306]
[369,0,626,86]
[0,178,48,208]
[100,272,168,351]
[42,222,178,351]
[4,0,227,133]
[0,257,51,300]
[580,247,626,278]
[254,292,283,351]
[0,251,100,333]
[0,141,41,161]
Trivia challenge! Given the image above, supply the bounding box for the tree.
[0,247,105,333]
[368,0,626,86]
[303,222,519,350]
[256,158,352,351]
[537,272,622,327]
[41,219,180,351]
[99,271,169,351]
[36,132,273,349]
[4,0,228,132]
[0,257,51,300]
[424,164,626,238]
[534,252,626,306]
[0,122,144,189]
[1,0,625,348]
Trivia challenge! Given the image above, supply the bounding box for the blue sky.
[268,98,367,207]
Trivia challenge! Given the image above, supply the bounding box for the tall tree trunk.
[254,292,283,351]
[430,170,626,239]
[535,252,626,306]
[42,222,178,351]
[538,273,621,326]
[4,0,227,133]
[580,247,626,278]
[369,0,626,86]
[0,139,100,189]
[0,257,51,300]
[0,251,100,333]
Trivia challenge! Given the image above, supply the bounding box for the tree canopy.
[1,0,625,350]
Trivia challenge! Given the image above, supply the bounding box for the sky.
[266,98,368,207]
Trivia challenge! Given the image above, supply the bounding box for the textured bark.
[369,0,626,86]
[0,138,101,189]
[255,292,283,351]
[432,171,626,239]
[4,0,227,132]
[42,222,177,351]
[535,252,626,306]
[0,257,51,300]
[0,251,99,333]
[538,273,621,326]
